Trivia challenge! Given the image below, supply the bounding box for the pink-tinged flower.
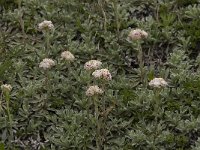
[128,29,148,40]
[92,69,112,80]
[84,60,102,70]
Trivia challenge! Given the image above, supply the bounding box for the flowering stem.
[98,0,107,32]
[94,96,101,150]
[5,91,13,143]
[137,41,145,84]
[101,81,107,147]
[44,70,50,108]
[101,81,106,112]
[18,0,26,43]
[0,92,3,112]
[153,88,161,148]
[155,89,161,113]
[45,32,50,56]
[113,1,120,39]
[86,97,91,130]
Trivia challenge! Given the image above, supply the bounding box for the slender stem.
[84,103,89,150]
[86,99,90,120]
[85,99,89,149]
[45,32,50,56]
[44,70,50,108]
[94,96,101,150]
[98,0,107,32]
[18,0,26,44]
[5,92,13,143]
[156,3,160,22]
[101,81,106,147]
[102,82,106,112]
[153,89,161,149]
[0,92,3,112]
[113,1,120,39]
[137,41,144,84]
[19,13,25,39]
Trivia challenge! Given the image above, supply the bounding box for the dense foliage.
[1,0,200,149]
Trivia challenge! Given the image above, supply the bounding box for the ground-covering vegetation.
[1,0,200,149]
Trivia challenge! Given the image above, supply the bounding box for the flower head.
[38,20,54,31]
[39,58,55,70]
[1,84,12,93]
[86,85,104,96]
[61,51,75,61]
[84,60,102,70]
[92,69,112,80]
[149,78,168,88]
[128,29,148,40]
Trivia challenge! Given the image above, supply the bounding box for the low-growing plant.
[1,0,200,149]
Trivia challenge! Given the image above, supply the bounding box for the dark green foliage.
[175,0,198,7]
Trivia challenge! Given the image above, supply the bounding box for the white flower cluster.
[39,58,55,70]
[38,20,54,31]
[84,60,102,70]
[1,84,12,92]
[61,51,75,61]
[86,85,104,97]
[92,69,112,80]
[84,59,112,96]
[128,29,148,40]
[149,78,168,88]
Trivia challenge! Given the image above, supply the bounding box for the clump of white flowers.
[149,78,168,88]
[38,20,54,31]
[92,69,112,80]
[39,58,55,70]
[1,84,12,92]
[61,51,75,61]
[86,85,104,97]
[128,29,148,40]
[84,60,102,70]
